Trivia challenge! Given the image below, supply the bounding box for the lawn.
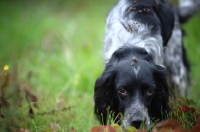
[0,0,200,131]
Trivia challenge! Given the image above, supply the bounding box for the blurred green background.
[0,0,200,131]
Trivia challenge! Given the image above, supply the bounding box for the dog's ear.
[150,65,170,121]
[154,1,174,46]
[94,69,118,125]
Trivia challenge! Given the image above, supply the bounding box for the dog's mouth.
[123,108,150,129]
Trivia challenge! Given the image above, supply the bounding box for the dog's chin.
[123,110,150,129]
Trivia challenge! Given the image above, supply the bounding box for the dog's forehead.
[115,59,154,83]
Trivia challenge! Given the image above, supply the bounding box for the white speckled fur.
[103,0,163,65]
[123,92,150,128]
[164,0,200,97]
[164,9,189,96]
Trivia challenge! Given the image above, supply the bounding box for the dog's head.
[94,47,169,128]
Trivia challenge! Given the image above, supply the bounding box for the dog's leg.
[164,12,190,97]
[164,0,200,97]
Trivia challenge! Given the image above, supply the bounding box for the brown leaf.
[91,126,106,132]
[154,119,187,132]
[91,125,116,132]
[152,128,170,132]
[180,105,195,112]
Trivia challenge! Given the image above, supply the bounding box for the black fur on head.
[94,46,170,128]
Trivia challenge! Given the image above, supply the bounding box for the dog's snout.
[131,119,142,129]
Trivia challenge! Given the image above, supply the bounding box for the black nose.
[131,120,142,129]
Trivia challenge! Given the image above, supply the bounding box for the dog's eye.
[147,89,155,96]
[118,88,128,95]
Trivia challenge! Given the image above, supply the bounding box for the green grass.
[183,12,200,103]
[0,0,200,131]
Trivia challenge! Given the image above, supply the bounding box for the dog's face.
[94,47,170,129]
[114,59,156,128]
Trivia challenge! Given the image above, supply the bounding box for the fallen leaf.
[91,125,104,132]
[91,125,116,132]
[154,119,187,132]
[180,105,195,112]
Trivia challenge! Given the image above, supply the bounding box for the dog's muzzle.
[123,98,150,129]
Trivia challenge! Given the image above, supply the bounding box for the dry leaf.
[91,125,116,132]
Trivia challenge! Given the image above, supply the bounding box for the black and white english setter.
[94,0,199,129]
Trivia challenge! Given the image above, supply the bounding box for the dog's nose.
[131,120,142,129]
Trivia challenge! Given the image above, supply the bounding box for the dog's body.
[164,0,200,96]
[164,11,190,97]
[103,0,174,66]
[94,0,198,129]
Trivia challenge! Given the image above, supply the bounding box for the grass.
[0,0,200,131]
[183,13,200,103]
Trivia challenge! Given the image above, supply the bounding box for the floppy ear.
[154,1,174,46]
[94,69,119,125]
[150,65,170,121]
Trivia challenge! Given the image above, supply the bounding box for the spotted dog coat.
[164,0,200,96]
[94,0,175,129]
[104,0,174,66]
[164,12,190,96]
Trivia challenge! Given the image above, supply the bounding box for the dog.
[94,0,198,129]
[94,0,174,128]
